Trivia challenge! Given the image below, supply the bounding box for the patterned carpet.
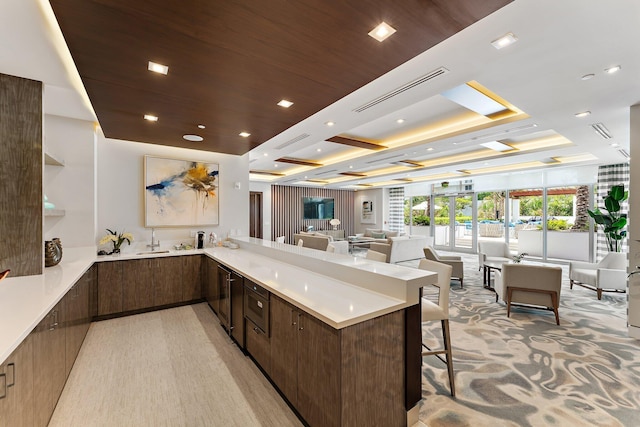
[397,253,640,427]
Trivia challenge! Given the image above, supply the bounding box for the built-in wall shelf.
[44,152,64,166]
[44,209,66,217]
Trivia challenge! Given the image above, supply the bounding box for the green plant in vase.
[588,184,628,252]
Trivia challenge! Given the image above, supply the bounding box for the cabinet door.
[217,266,231,328]
[269,296,298,406]
[64,279,87,377]
[0,336,34,427]
[33,303,66,427]
[97,261,123,316]
[182,255,202,301]
[122,259,154,311]
[297,313,341,427]
[230,271,245,347]
[153,257,183,307]
[206,258,219,313]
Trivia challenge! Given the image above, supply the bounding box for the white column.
[628,104,640,339]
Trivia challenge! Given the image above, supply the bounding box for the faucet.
[147,227,160,251]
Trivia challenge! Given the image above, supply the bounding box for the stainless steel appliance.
[244,280,270,335]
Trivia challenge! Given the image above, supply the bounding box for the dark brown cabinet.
[182,255,203,302]
[245,318,271,374]
[230,271,245,346]
[97,261,123,316]
[205,257,220,313]
[0,336,34,427]
[268,295,340,427]
[97,255,204,317]
[32,302,66,427]
[122,259,154,312]
[64,267,92,376]
[153,257,183,307]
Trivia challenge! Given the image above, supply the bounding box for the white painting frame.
[361,199,375,224]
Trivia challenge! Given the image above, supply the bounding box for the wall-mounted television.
[302,197,334,220]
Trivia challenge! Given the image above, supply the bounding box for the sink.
[136,250,170,255]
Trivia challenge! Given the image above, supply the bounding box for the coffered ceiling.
[2,1,639,190]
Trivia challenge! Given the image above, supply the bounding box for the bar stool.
[418,259,455,396]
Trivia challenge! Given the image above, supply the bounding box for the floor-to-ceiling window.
[433,194,474,251]
[508,188,544,256]
[404,195,431,236]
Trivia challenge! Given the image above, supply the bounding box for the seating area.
[423,246,464,287]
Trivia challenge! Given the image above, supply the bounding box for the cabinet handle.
[253,326,261,334]
[298,313,304,331]
[7,363,15,387]
[0,373,6,399]
[50,310,58,330]
[291,309,297,326]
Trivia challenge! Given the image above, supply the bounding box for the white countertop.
[0,239,435,364]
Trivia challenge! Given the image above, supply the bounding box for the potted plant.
[588,184,627,252]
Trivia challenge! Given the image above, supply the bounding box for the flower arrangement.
[513,252,528,263]
[100,229,134,254]
[329,218,341,230]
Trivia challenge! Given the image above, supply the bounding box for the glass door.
[433,194,474,251]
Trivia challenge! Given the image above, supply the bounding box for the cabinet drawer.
[245,318,271,376]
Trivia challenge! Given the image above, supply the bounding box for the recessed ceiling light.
[349,165,353,169]
[325,121,335,127]
[239,132,251,137]
[263,153,268,157]
[368,22,396,42]
[605,65,621,74]
[581,73,595,81]
[426,147,434,151]
[197,124,206,129]
[144,114,158,122]
[396,119,405,124]
[610,143,620,148]
[277,99,294,108]
[274,164,279,167]
[316,148,322,152]
[491,32,518,50]
[182,134,203,142]
[148,61,168,75]
[575,111,591,118]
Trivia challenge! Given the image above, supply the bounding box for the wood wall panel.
[271,186,354,244]
[0,74,43,276]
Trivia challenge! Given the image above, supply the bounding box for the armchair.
[423,246,464,287]
[569,252,627,299]
[478,241,514,271]
[494,263,563,325]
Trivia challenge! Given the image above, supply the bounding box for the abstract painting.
[144,156,219,226]
[361,200,375,223]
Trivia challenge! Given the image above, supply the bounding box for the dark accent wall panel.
[0,74,43,276]
[271,186,354,244]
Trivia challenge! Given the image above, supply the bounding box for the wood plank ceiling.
[49,0,511,156]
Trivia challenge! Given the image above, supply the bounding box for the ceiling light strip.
[275,157,323,167]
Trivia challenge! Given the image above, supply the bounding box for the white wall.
[43,115,96,247]
[354,188,384,233]
[249,181,272,241]
[97,135,249,253]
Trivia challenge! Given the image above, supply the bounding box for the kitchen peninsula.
[0,238,435,427]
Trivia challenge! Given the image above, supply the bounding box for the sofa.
[369,235,432,264]
[569,252,627,299]
[357,228,402,244]
[293,232,349,254]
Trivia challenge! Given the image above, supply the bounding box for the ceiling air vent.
[365,153,405,164]
[314,169,338,176]
[354,67,449,113]
[590,123,612,139]
[275,133,310,150]
[619,149,630,159]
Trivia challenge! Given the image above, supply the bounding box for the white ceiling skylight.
[441,84,508,116]
[480,140,513,152]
